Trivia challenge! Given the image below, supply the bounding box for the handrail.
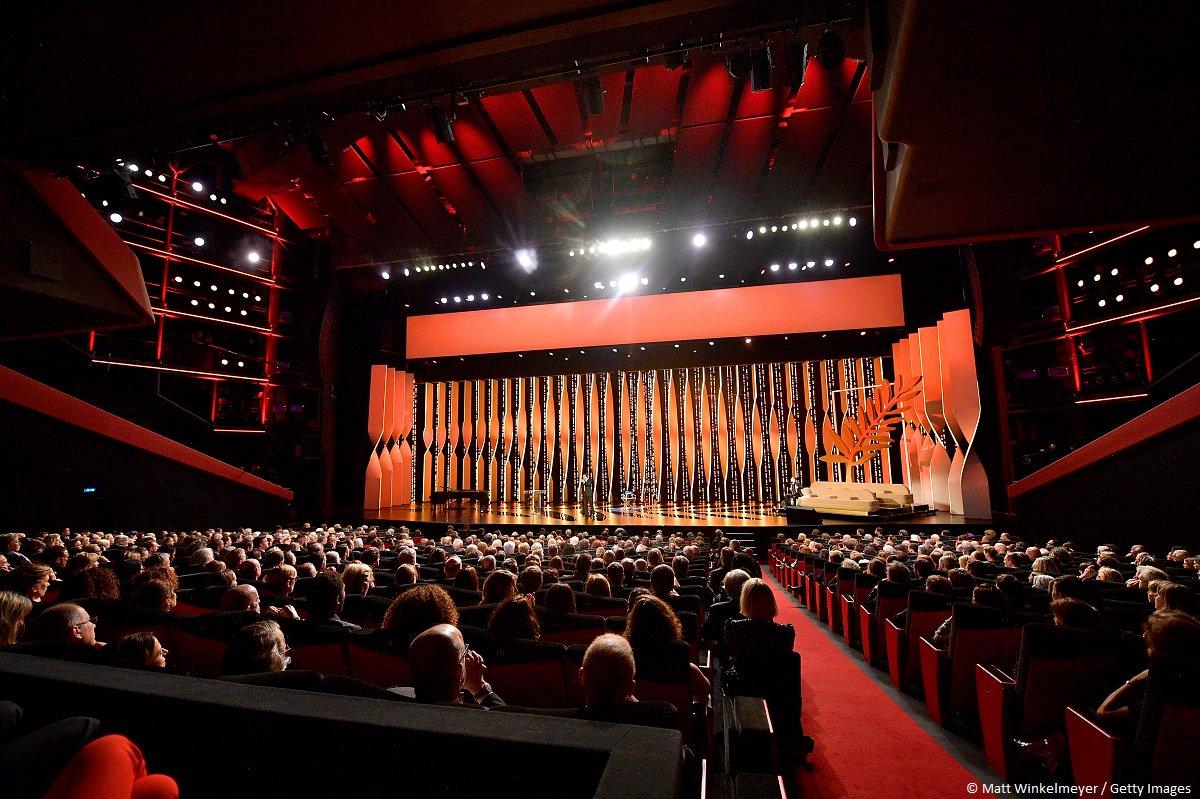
[1008,381,1200,498]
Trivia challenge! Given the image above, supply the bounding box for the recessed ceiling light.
[221,359,229,366]
[788,262,797,270]
[191,181,204,192]
[210,285,218,291]
[746,230,754,240]
[758,226,766,234]
[824,259,834,267]
[254,295,261,302]
[237,361,244,368]
[174,276,182,283]
[127,164,139,172]
[209,194,217,201]
[1098,299,1106,307]
[1115,294,1124,302]
[849,217,857,226]
[481,293,489,300]
[109,212,123,223]
[190,299,198,306]
[744,338,752,344]
[1175,277,1184,285]
[247,251,261,264]
[833,215,843,225]
[1150,283,1160,292]
[228,289,235,295]
[1093,274,1101,282]
[769,264,780,272]
[1168,249,1178,257]
[692,233,707,248]
[1077,280,1085,287]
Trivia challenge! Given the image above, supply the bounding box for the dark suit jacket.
[702,600,744,642]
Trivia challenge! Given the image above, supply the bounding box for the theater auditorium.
[1,3,1197,798]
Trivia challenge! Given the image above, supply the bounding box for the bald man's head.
[580,634,636,707]
[409,624,465,703]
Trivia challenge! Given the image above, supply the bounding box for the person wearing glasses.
[25,603,105,650]
[407,624,504,708]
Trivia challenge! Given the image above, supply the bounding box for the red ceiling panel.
[679,55,735,129]
[480,91,553,153]
[733,68,784,120]
[793,59,863,112]
[471,158,534,228]
[665,122,723,219]
[342,180,430,246]
[760,106,836,212]
[583,71,627,140]
[371,131,416,177]
[334,142,375,181]
[452,105,505,163]
[386,172,465,245]
[269,189,328,231]
[430,165,504,243]
[529,82,584,145]
[712,116,776,213]
[807,100,872,209]
[628,66,682,135]
[392,111,458,168]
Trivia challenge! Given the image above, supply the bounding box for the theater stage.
[362,503,993,547]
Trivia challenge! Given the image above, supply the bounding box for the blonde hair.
[0,591,33,645]
[341,562,373,594]
[740,578,778,620]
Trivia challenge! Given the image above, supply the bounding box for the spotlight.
[454,296,461,303]
[1151,283,1160,292]
[823,218,830,226]
[750,47,773,92]
[817,28,845,68]
[208,303,215,309]
[784,41,808,87]
[1168,249,1178,257]
[788,262,797,270]
[174,276,182,283]
[1077,280,1085,287]
[515,248,537,272]
[441,298,448,304]
[771,225,778,232]
[1115,294,1124,302]
[240,310,248,316]
[237,361,244,368]
[194,237,205,246]
[221,359,229,366]
[640,277,649,285]
[109,212,122,223]
[247,251,261,264]
[194,281,201,287]
[594,282,604,289]
[481,293,489,300]
[849,217,857,226]
[1098,299,1106,307]
[209,194,217,201]
[746,230,754,240]
[806,261,815,267]
[210,285,218,291]
[158,174,166,182]
[758,226,766,234]
[429,106,456,143]
[577,76,605,116]
[833,215,843,225]
[191,181,203,192]
[529,291,536,296]
[1093,274,1101,282]
[190,300,198,306]
[1175,277,1184,285]
[824,258,834,266]
[381,270,391,280]
[403,268,410,276]
[224,306,232,313]
[1143,257,1153,265]
[745,338,752,344]
[467,294,474,301]
[569,250,575,257]
[692,232,707,248]
[770,263,780,272]
[254,295,262,302]
[127,164,139,172]
[228,289,235,295]
[799,220,808,229]
[617,273,639,293]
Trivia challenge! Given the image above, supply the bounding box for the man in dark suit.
[702,568,751,643]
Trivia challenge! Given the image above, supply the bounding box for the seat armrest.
[884,618,905,688]
[976,663,1018,779]
[918,637,950,725]
[1065,707,1129,791]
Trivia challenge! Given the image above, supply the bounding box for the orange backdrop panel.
[406,275,905,358]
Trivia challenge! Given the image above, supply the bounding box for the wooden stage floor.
[362,503,990,533]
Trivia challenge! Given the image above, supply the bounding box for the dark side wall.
[0,399,291,530]
[1010,418,1200,552]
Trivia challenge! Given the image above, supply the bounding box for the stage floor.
[363,503,991,533]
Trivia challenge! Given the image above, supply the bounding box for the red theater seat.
[885,591,953,692]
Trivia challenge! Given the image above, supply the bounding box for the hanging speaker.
[578,77,604,117]
[750,48,773,92]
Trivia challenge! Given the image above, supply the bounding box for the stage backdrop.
[365,357,895,508]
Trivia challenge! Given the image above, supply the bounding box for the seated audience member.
[605,562,626,595]
[1128,565,1168,591]
[1050,598,1105,632]
[1095,566,1125,584]
[407,624,503,707]
[625,595,709,701]
[488,596,540,643]
[260,565,297,602]
[27,603,105,649]
[516,566,543,596]
[7,563,54,604]
[543,583,578,615]
[218,620,290,676]
[924,574,954,596]
[1155,582,1198,615]
[453,566,480,592]
[649,564,678,599]
[381,584,460,648]
[237,559,261,585]
[703,569,750,642]
[393,563,419,588]
[481,570,517,605]
[340,563,374,597]
[129,579,176,615]
[1097,610,1200,734]
[584,574,612,598]
[0,590,32,645]
[306,572,360,629]
[932,584,1007,648]
[42,734,178,799]
[219,584,261,614]
[863,561,911,611]
[994,573,1023,605]
[723,579,795,692]
[572,634,676,728]
[115,632,168,669]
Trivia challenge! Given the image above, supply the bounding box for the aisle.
[768,577,985,798]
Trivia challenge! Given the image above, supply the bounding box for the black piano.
[428,490,489,507]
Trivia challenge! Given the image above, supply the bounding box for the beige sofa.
[797,481,914,516]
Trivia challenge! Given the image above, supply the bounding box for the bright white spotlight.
[237,361,244,368]
[144,169,152,176]
[788,262,798,270]
[515,248,536,272]
[467,294,474,301]
[769,263,780,272]
[1150,283,1160,292]
[617,273,639,293]
[824,258,834,266]
[692,233,707,248]
[209,194,217,201]
[833,215,843,225]
[746,230,754,240]
[190,300,198,306]
[453,296,461,303]
[848,217,857,226]
[403,268,410,276]
[254,295,261,302]
[758,226,766,234]
[1174,277,1184,286]
[1168,249,1177,257]
[381,270,390,280]
[1115,294,1124,302]
[480,293,489,300]
[1093,274,1101,282]
[174,276,182,283]
[247,251,261,264]
[127,164,139,172]
[799,220,808,230]
[191,181,204,192]
[640,277,649,285]
[221,359,229,366]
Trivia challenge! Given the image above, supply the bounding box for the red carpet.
[769,578,984,798]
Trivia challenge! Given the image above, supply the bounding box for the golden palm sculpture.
[820,377,923,470]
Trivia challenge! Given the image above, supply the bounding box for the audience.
[0,590,32,645]
[218,620,289,676]
[407,624,503,707]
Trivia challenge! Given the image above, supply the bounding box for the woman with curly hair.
[623,594,709,701]
[487,596,540,642]
[381,584,459,647]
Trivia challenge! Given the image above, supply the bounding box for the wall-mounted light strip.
[1074,393,1149,405]
[90,358,268,384]
[1054,226,1151,267]
[213,427,268,434]
[151,307,273,334]
[1064,295,1200,333]
[125,241,277,287]
[131,183,284,240]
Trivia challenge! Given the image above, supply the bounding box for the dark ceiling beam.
[709,75,749,180]
[803,60,867,196]
[345,133,433,242]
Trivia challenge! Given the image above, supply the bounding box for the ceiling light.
[1175,277,1184,285]
[190,299,199,306]
[719,274,725,278]
[453,296,461,303]
[569,250,575,257]
[849,217,857,226]
[247,251,261,264]
[1193,241,1200,249]
[674,344,680,348]
[254,295,262,302]
[194,280,201,287]
[617,273,639,293]
[745,338,752,344]
[1168,249,1178,257]
[708,341,714,346]
[381,270,390,279]
[758,226,767,234]
[529,291,536,296]
[860,331,867,336]
[191,181,203,192]
[127,164,139,172]
[1151,283,1160,292]
[210,285,218,291]
[1093,274,1101,282]
[790,223,798,230]
[771,225,778,233]
[515,248,537,272]
[224,306,232,313]
[594,282,604,289]
[746,230,753,240]
[692,233,707,248]
[807,261,815,267]
[799,220,808,230]
[109,212,122,223]
[810,217,819,227]
[1115,294,1124,302]
[788,262,798,270]
[770,263,780,271]
[1077,280,1085,287]
[240,310,248,316]
[639,277,649,285]
[680,277,687,282]
[237,361,244,368]
[1143,257,1153,265]
[144,169,153,176]
[441,297,448,304]
[481,293,489,300]
[824,259,834,267]
[833,215,843,225]
[1098,299,1106,307]
[193,237,205,247]
[209,194,217,201]
[822,218,830,226]
[173,276,182,283]
[563,288,569,293]
[208,303,215,309]
[157,174,167,183]
[221,359,229,366]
